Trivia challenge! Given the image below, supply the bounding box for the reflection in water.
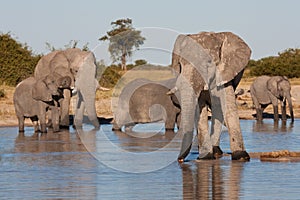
[1,128,98,199]
[181,160,244,200]
[252,120,293,133]
[77,127,182,173]
[14,130,86,153]
[1,120,300,199]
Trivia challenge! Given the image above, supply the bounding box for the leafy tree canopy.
[99,18,145,70]
[0,33,41,86]
[248,48,300,78]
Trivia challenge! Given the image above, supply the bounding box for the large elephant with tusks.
[34,48,100,129]
[170,32,251,162]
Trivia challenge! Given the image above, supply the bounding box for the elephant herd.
[14,48,100,133]
[13,31,295,163]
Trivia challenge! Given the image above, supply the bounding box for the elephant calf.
[250,75,294,122]
[13,74,71,133]
[113,78,180,131]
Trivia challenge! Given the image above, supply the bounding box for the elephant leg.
[17,115,25,132]
[165,111,176,131]
[273,105,279,122]
[281,100,287,121]
[51,106,60,132]
[37,103,47,133]
[197,103,214,159]
[251,94,263,121]
[30,116,39,132]
[210,91,225,157]
[60,89,71,127]
[256,107,263,122]
[38,115,47,133]
[74,92,85,129]
[210,117,224,157]
[112,123,122,131]
[223,86,249,161]
[79,90,100,129]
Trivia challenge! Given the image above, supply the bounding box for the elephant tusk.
[72,87,78,95]
[99,86,110,91]
[166,86,178,95]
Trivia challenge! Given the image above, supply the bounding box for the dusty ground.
[1,78,299,127]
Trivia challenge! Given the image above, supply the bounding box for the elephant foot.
[112,127,121,131]
[165,128,175,131]
[232,151,250,161]
[197,152,216,160]
[213,146,223,158]
[72,124,83,130]
[52,127,60,133]
[60,125,70,130]
[40,124,47,133]
[47,120,52,127]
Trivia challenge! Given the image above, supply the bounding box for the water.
[0,119,300,199]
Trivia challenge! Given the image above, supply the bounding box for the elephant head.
[171,31,251,161]
[32,74,61,102]
[267,76,294,122]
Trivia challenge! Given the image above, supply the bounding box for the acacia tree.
[99,18,145,70]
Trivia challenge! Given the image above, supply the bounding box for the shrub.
[0,33,42,86]
[248,48,300,78]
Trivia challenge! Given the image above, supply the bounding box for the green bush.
[98,66,122,88]
[0,33,42,86]
[248,48,300,78]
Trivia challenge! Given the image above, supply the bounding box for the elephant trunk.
[177,77,196,161]
[77,79,100,128]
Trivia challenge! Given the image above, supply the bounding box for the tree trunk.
[121,52,127,71]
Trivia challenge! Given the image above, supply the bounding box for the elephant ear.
[215,32,251,86]
[267,76,282,98]
[32,78,52,102]
[171,34,186,74]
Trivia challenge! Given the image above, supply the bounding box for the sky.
[1,0,299,65]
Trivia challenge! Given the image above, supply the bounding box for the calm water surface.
[0,119,300,199]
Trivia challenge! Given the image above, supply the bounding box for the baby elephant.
[14,74,71,133]
[250,75,294,122]
[113,78,180,131]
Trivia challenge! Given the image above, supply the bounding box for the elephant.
[112,78,181,131]
[250,75,294,122]
[13,74,71,133]
[169,31,251,162]
[34,48,100,129]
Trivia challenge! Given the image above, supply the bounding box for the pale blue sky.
[1,0,299,65]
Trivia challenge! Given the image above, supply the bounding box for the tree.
[248,48,300,78]
[99,18,145,70]
[0,33,41,86]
